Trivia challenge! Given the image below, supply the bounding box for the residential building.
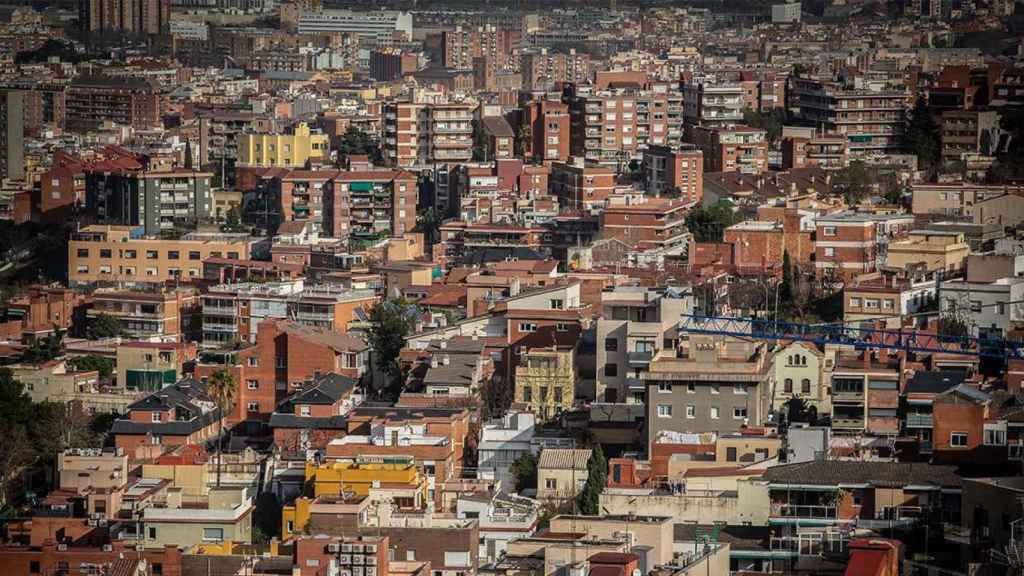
[383,102,474,168]
[270,373,362,453]
[116,341,196,391]
[0,285,85,341]
[520,49,590,91]
[65,75,161,133]
[768,341,827,413]
[514,346,575,421]
[722,215,814,273]
[682,82,744,129]
[549,161,616,210]
[238,123,330,168]
[68,225,259,286]
[781,134,848,170]
[85,167,214,235]
[910,183,1019,218]
[443,25,518,71]
[938,277,1024,339]
[814,212,879,281]
[551,515,675,566]
[323,170,418,241]
[520,97,571,163]
[88,289,199,341]
[201,280,376,346]
[771,1,801,22]
[456,491,538,564]
[940,109,1000,163]
[599,198,690,252]
[902,371,973,455]
[829,351,902,436]
[0,90,24,180]
[141,487,254,547]
[885,231,970,275]
[110,378,223,453]
[790,78,907,156]
[476,411,536,486]
[642,144,703,203]
[8,360,134,414]
[292,535,390,576]
[536,448,590,502]
[843,273,937,328]
[370,48,419,81]
[596,285,692,403]
[80,0,170,35]
[961,477,1024,552]
[643,337,769,452]
[687,125,768,174]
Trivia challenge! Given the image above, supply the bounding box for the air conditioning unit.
[353,567,364,576]
[352,544,364,553]
[342,544,353,553]
[365,556,377,566]
[366,568,377,576]
[339,555,351,565]
[327,543,341,553]
[353,554,365,565]
[365,544,377,553]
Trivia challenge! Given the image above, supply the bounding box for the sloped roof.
[763,461,962,489]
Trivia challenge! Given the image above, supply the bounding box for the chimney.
[442,355,450,366]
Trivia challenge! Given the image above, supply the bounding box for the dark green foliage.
[576,444,607,515]
[0,368,33,425]
[222,206,245,233]
[780,251,793,303]
[336,127,383,165]
[832,160,873,204]
[783,397,817,425]
[88,313,123,340]
[67,355,115,382]
[15,39,84,65]
[685,201,740,243]
[742,107,787,145]
[938,314,970,338]
[510,452,538,494]
[414,207,444,246]
[902,98,940,171]
[253,492,282,543]
[23,329,65,364]
[480,374,513,421]
[368,299,418,398]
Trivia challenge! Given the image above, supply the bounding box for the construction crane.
[676,315,1024,360]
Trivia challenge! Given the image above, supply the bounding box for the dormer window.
[151,412,162,423]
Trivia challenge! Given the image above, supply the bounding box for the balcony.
[832,417,865,430]
[203,323,237,333]
[203,305,236,316]
[905,413,933,428]
[627,350,654,367]
[772,504,838,521]
[831,390,864,403]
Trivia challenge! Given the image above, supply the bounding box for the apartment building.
[383,102,474,167]
[843,273,937,327]
[549,160,616,210]
[321,170,418,242]
[600,198,690,251]
[0,285,84,341]
[938,277,1024,339]
[520,48,590,91]
[940,109,1000,163]
[687,125,768,174]
[644,337,769,453]
[595,286,692,403]
[201,280,376,346]
[514,346,575,421]
[781,134,849,170]
[80,0,169,35]
[885,230,970,274]
[537,448,591,502]
[642,144,703,203]
[86,167,214,235]
[0,90,24,181]
[814,212,878,281]
[520,97,570,163]
[682,82,745,129]
[68,225,258,286]
[790,78,908,155]
[296,9,413,46]
[110,377,223,452]
[273,169,333,230]
[443,25,518,71]
[141,488,254,548]
[238,123,331,168]
[829,351,902,436]
[910,183,1018,218]
[436,222,547,268]
[116,341,196,391]
[270,373,362,452]
[768,341,828,413]
[65,75,161,133]
[88,288,199,341]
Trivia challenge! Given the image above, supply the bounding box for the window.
[824,247,835,257]
[850,297,861,307]
[167,250,180,260]
[519,322,537,333]
[657,404,672,418]
[733,384,746,395]
[950,432,968,447]
[247,357,259,367]
[801,378,811,394]
[247,401,259,412]
[149,527,157,539]
[733,407,748,419]
[550,299,564,310]
[556,322,570,332]
[247,379,258,390]
[125,249,137,259]
[406,550,417,561]
[523,386,532,402]
[99,249,112,258]
[299,405,311,416]
[306,560,321,567]
[726,447,737,462]
[604,338,618,352]
[865,299,880,309]
[711,384,720,394]
[30,561,40,574]
[658,382,672,393]
[604,363,618,377]
[710,406,720,419]
[823,226,837,236]
[545,478,557,489]
[146,250,158,259]
[686,405,696,418]
[189,251,201,260]
[687,383,696,394]
[883,299,894,309]
[151,412,163,423]
[984,428,1007,446]
[970,300,982,313]
[76,248,89,258]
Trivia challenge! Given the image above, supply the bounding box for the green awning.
[349,182,373,192]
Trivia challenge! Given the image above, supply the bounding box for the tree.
[207,369,238,488]
[184,140,194,170]
[88,313,123,340]
[480,373,514,421]
[832,160,873,204]
[368,299,418,398]
[780,251,794,303]
[783,397,817,426]
[902,97,940,171]
[685,201,739,243]
[938,314,970,339]
[222,206,245,233]
[67,355,115,382]
[576,444,607,515]
[0,423,32,508]
[414,207,444,246]
[252,492,282,544]
[510,452,538,493]
[23,328,65,364]
[742,107,786,146]
[336,127,383,165]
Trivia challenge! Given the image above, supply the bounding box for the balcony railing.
[905,413,933,428]
[832,417,865,429]
[627,351,654,366]
[773,504,838,519]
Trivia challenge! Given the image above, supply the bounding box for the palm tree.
[207,369,238,488]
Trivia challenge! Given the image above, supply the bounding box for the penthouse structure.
[296,9,413,46]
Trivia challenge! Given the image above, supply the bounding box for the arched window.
[784,378,793,394]
[802,378,811,394]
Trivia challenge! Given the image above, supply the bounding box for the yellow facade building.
[515,347,575,421]
[238,122,330,168]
